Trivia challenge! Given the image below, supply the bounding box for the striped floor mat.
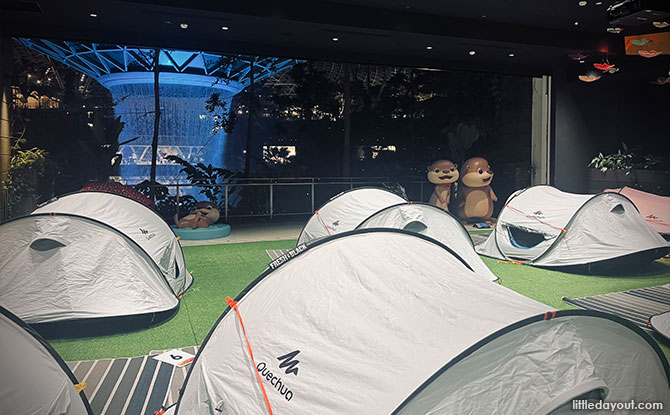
[267,249,290,260]
[265,234,490,261]
[67,346,198,415]
[563,285,670,329]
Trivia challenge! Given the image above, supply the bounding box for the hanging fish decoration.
[638,50,662,58]
[651,77,670,85]
[594,62,615,71]
[631,39,651,46]
[579,74,601,82]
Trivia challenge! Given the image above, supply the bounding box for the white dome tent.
[605,187,670,237]
[650,310,670,341]
[476,185,670,268]
[356,202,498,282]
[0,213,179,335]
[34,191,192,295]
[0,305,93,414]
[170,229,669,415]
[296,186,406,246]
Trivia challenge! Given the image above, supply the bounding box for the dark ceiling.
[1,0,668,79]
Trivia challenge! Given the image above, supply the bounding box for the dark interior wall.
[551,67,670,193]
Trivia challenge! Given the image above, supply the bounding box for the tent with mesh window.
[168,229,670,415]
[0,213,179,335]
[476,185,670,267]
[33,191,192,295]
[355,202,498,282]
[0,304,93,414]
[296,187,406,246]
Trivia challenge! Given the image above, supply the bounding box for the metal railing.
[149,176,429,221]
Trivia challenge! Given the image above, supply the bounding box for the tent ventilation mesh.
[610,204,625,214]
[30,238,66,251]
[403,220,428,233]
[506,226,546,249]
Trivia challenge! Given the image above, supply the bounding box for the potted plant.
[587,143,669,195]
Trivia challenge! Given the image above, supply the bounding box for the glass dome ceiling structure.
[17,38,294,183]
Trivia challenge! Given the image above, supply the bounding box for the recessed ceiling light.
[595,1,602,4]
[574,21,580,26]
[508,53,515,57]
[221,26,229,30]
[469,50,476,56]
[180,22,188,29]
[89,13,98,18]
[482,15,487,19]
[426,46,433,50]
[578,1,587,6]
[579,60,585,63]
[332,37,339,42]
[164,20,172,25]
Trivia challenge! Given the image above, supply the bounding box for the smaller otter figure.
[455,157,497,221]
[174,201,221,229]
[427,160,459,211]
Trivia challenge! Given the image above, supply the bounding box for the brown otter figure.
[174,201,221,229]
[427,160,459,211]
[455,157,497,221]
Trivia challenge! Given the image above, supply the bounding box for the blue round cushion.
[171,223,231,240]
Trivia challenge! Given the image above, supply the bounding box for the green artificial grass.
[50,240,296,361]
[485,256,670,359]
[50,240,670,363]
[466,229,493,235]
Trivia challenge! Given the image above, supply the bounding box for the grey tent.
[0,213,179,335]
[171,229,669,414]
[0,304,92,414]
[296,187,406,245]
[356,202,498,282]
[476,185,670,267]
[650,309,670,341]
[34,191,192,295]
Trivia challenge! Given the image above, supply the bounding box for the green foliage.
[205,93,238,135]
[5,139,48,216]
[589,143,667,172]
[639,154,665,170]
[135,180,197,220]
[270,64,506,173]
[165,155,240,206]
[274,63,342,121]
[589,149,634,173]
[76,114,135,181]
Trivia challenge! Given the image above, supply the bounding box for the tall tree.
[149,48,161,201]
[0,36,13,220]
[244,57,255,176]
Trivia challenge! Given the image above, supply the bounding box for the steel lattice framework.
[16,38,294,86]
